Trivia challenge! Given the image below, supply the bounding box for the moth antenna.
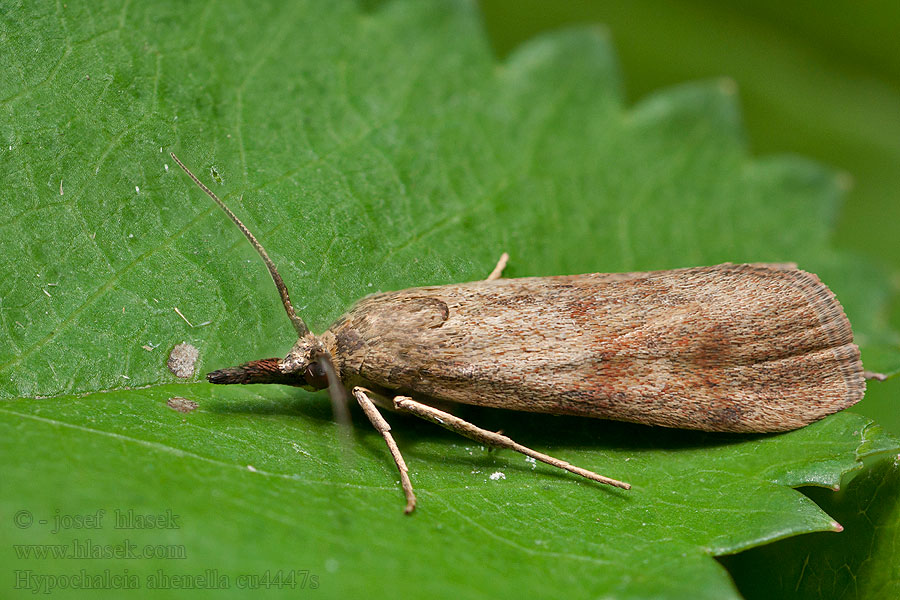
[170,153,310,337]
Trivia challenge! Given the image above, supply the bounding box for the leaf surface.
[1,1,898,598]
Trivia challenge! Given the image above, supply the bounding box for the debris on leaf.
[167,343,199,378]
[167,397,198,413]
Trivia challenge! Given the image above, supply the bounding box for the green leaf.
[2,1,898,598]
[721,456,900,599]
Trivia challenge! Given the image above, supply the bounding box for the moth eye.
[303,362,328,390]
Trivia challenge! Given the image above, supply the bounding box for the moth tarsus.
[864,370,887,382]
[172,153,868,514]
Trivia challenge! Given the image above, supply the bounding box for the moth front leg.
[392,396,630,490]
[485,252,509,281]
[351,387,417,514]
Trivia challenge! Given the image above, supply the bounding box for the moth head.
[280,334,331,390]
[171,153,350,426]
[205,334,332,390]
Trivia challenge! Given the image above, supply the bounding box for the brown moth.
[171,154,867,514]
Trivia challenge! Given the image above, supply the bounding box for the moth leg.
[352,387,417,514]
[864,370,887,381]
[485,252,509,281]
[392,396,630,490]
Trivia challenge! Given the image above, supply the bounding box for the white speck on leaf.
[291,443,312,458]
[489,471,506,481]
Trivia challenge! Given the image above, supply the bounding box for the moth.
[171,154,867,513]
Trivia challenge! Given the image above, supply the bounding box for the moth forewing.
[321,264,865,433]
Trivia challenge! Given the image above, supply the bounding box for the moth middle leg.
[392,396,630,490]
[485,252,509,281]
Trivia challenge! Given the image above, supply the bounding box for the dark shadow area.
[716,458,900,599]
[355,0,391,14]
[439,403,773,452]
[204,384,773,458]
[204,386,334,423]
